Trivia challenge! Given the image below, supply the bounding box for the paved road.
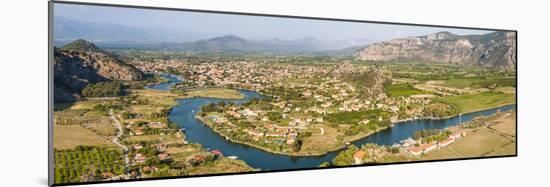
[109,109,130,170]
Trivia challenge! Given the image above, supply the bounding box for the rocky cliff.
[54,39,143,102]
[354,31,516,69]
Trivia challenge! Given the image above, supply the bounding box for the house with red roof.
[245,129,264,141]
[101,172,115,178]
[194,154,206,161]
[157,152,170,161]
[133,144,143,150]
[409,143,437,156]
[438,138,455,148]
[134,153,147,163]
[142,166,159,173]
[353,150,367,164]
[211,150,223,157]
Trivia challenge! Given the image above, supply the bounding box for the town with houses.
[127,58,500,158]
[52,7,516,183]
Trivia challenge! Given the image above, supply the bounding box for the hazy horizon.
[54,3,494,43]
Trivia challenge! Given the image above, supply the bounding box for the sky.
[54,3,493,42]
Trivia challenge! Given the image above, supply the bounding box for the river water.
[153,74,516,170]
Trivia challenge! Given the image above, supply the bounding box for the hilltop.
[60,39,104,52]
[54,39,143,102]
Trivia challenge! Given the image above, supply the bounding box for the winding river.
[152,74,516,170]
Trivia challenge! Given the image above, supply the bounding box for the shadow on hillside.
[53,101,77,111]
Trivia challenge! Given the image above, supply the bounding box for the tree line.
[82,81,125,98]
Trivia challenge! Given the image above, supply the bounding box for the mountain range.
[95,35,372,53]
[54,16,516,69]
[354,31,516,69]
[53,16,212,44]
[54,16,372,52]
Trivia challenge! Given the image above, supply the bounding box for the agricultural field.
[54,147,125,183]
[488,113,517,137]
[384,84,428,97]
[54,125,114,150]
[122,133,182,144]
[435,92,516,113]
[420,111,516,160]
[435,77,516,89]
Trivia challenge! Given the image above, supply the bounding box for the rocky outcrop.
[354,31,516,69]
[54,39,143,102]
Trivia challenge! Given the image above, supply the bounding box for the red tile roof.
[194,154,206,161]
[211,150,223,156]
[354,150,366,160]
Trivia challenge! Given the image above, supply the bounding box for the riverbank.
[419,110,516,160]
[392,102,517,124]
[127,88,258,174]
[195,115,389,157]
[195,115,326,156]
[330,109,517,166]
[195,102,516,158]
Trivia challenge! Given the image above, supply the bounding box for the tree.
[292,140,303,152]
[82,81,125,97]
[332,145,358,166]
[267,112,283,121]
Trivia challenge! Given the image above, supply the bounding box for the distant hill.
[54,39,143,102]
[54,16,372,52]
[178,35,251,52]
[354,31,516,69]
[53,16,209,44]
[101,35,371,53]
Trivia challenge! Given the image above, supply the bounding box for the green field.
[385,84,427,97]
[437,78,516,89]
[436,92,516,113]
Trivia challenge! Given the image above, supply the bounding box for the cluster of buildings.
[132,143,172,165]
[135,59,441,122]
[243,126,299,144]
[133,60,463,156]
[208,107,301,145]
[352,145,390,165]
[127,121,168,136]
[407,131,467,156]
